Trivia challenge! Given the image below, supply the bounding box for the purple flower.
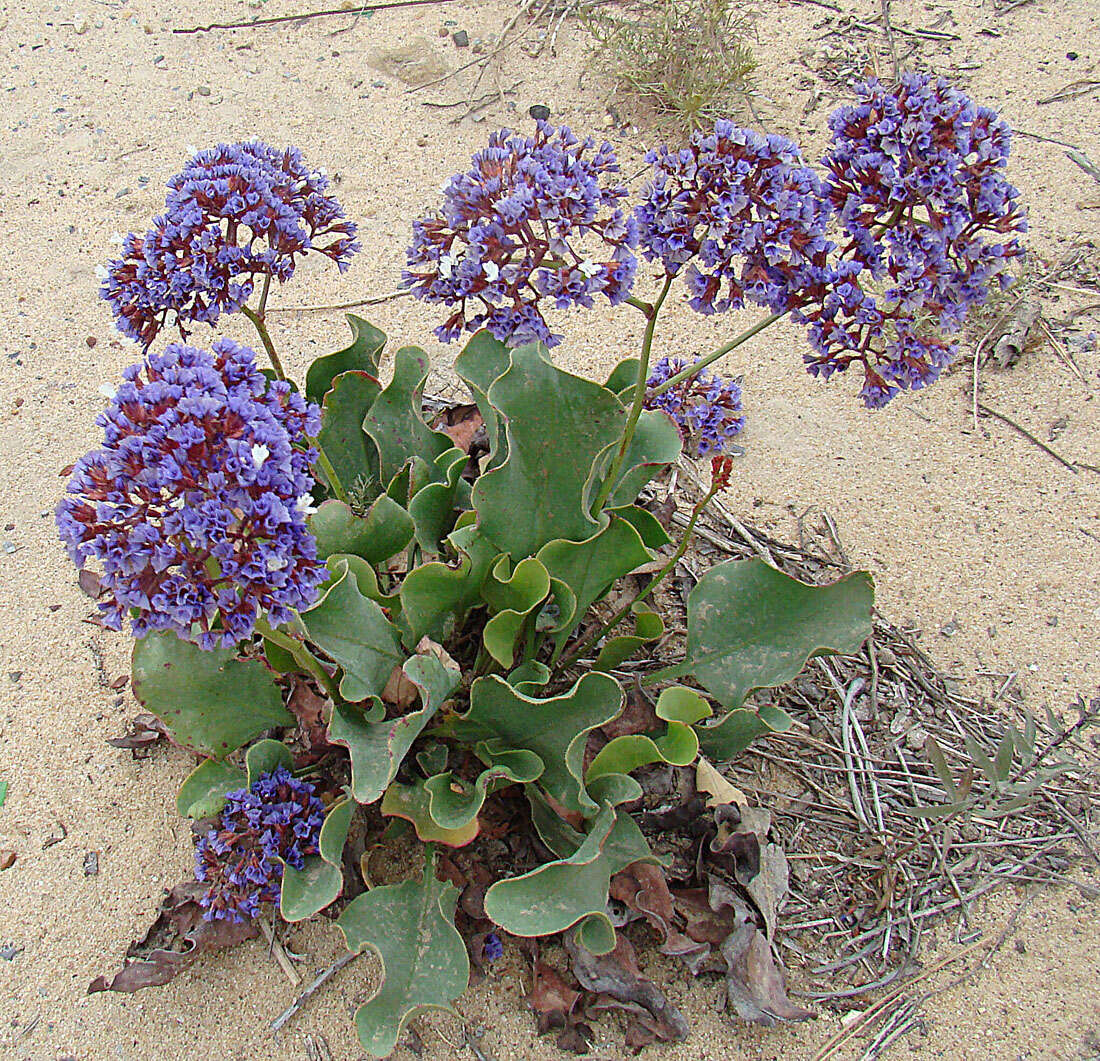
[102,141,359,345]
[482,932,504,963]
[194,766,325,923]
[634,122,833,315]
[402,121,637,346]
[645,356,745,457]
[57,339,326,649]
[798,74,1026,405]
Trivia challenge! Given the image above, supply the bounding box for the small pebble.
[83,851,100,877]
[452,29,469,47]
[74,18,89,34]
[528,104,550,121]
[0,851,15,871]
[1,541,17,554]
[197,85,211,96]
[86,336,97,348]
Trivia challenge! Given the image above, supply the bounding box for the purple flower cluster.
[802,73,1026,405]
[482,932,504,962]
[194,766,324,923]
[102,141,359,346]
[645,356,745,457]
[56,339,326,649]
[402,121,637,346]
[634,122,833,315]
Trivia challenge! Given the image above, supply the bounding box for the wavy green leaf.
[592,602,665,672]
[406,447,468,554]
[298,558,405,702]
[657,559,874,709]
[695,704,793,760]
[473,343,624,557]
[363,346,451,486]
[399,525,500,645]
[586,685,711,780]
[305,314,386,405]
[337,859,469,1059]
[281,795,354,921]
[329,647,461,804]
[481,555,551,668]
[309,496,414,565]
[537,515,651,651]
[317,370,382,498]
[483,804,653,950]
[453,672,623,815]
[132,633,291,759]
[176,759,246,818]
[453,328,511,467]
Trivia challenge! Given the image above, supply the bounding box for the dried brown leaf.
[106,713,168,752]
[695,757,747,808]
[530,960,582,1035]
[720,923,814,1026]
[609,861,675,941]
[77,569,103,599]
[565,934,689,1043]
[88,881,259,993]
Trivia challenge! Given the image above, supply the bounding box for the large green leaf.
[317,370,382,498]
[537,515,652,652]
[586,685,711,781]
[281,795,354,921]
[406,447,468,554]
[657,559,874,709]
[588,407,682,511]
[453,329,511,466]
[132,633,291,759]
[362,346,451,486]
[298,558,405,702]
[305,314,386,405]
[473,343,624,557]
[337,859,469,1059]
[398,525,500,644]
[483,804,653,951]
[329,646,461,804]
[309,496,414,565]
[481,555,551,668]
[695,703,794,760]
[453,672,623,815]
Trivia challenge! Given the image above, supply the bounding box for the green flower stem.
[555,476,722,677]
[255,617,340,702]
[647,310,785,398]
[240,294,350,505]
[593,273,675,513]
[240,302,287,382]
[312,445,350,505]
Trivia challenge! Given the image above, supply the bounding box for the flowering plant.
[64,78,1024,1055]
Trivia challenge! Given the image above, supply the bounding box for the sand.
[0,0,1098,1057]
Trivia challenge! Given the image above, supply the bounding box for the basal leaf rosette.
[57,339,326,648]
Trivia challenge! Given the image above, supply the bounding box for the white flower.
[98,382,117,400]
[295,495,319,518]
[578,259,602,278]
[251,443,270,469]
[169,496,186,509]
[266,555,289,572]
[438,254,454,279]
[482,260,499,282]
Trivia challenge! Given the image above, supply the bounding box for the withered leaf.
[530,960,582,1035]
[287,679,330,751]
[106,713,168,752]
[565,934,689,1044]
[88,881,259,994]
[609,861,675,941]
[600,683,659,740]
[695,757,747,808]
[439,405,485,454]
[720,923,813,1027]
[77,569,103,599]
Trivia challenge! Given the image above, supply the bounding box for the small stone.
[472,38,485,54]
[905,725,928,751]
[74,17,89,34]
[0,851,15,870]
[114,187,131,199]
[7,672,21,682]
[372,79,385,88]
[452,29,469,47]
[1,541,17,554]
[86,335,97,348]
[83,851,100,877]
[0,944,22,961]
[196,85,211,96]
[875,645,897,667]
[939,619,958,638]
[528,104,550,121]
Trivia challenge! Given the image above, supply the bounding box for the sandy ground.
[1,0,1098,1057]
